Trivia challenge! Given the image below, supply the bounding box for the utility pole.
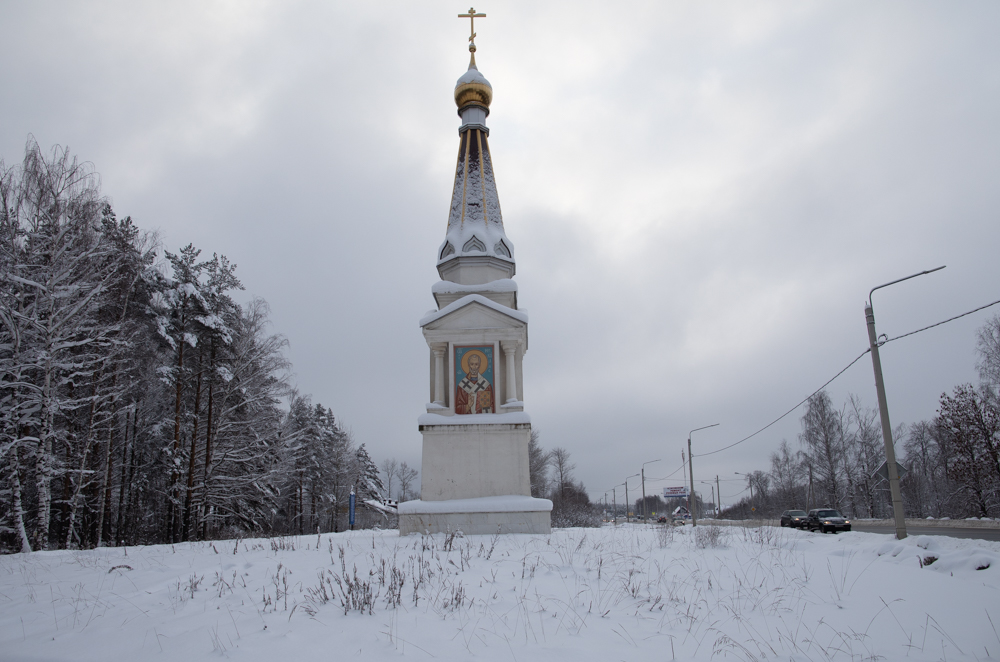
[624,481,629,524]
[688,446,698,526]
[641,468,646,522]
[612,488,617,525]
[682,450,689,516]
[641,459,660,523]
[865,266,943,540]
[688,424,719,527]
[866,303,907,539]
[807,465,813,512]
[716,475,721,517]
[624,474,639,524]
[736,472,754,519]
[688,443,696,526]
[698,480,716,519]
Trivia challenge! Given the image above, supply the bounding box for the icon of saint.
[456,350,493,414]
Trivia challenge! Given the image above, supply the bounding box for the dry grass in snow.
[1,523,999,661]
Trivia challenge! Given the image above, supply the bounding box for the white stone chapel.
[397,11,552,535]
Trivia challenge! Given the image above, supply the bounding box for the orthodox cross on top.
[458,7,486,51]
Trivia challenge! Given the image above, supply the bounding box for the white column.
[501,340,519,404]
[432,343,447,405]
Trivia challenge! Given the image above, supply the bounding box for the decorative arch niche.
[463,236,486,253]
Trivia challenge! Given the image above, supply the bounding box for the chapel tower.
[397,9,552,535]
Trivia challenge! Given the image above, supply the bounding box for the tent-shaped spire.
[437,56,515,286]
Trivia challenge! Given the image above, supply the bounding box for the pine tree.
[354,444,386,506]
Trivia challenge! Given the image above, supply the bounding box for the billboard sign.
[663,486,689,498]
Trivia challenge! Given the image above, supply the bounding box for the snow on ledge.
[431,278,517,295]
[398,495,552,515]
[418,411,531,426]
[419,294,528,327]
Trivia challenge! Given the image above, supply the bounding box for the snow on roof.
[431,278,517,295]
[398,495,551,515]
[456,66,491,88]
[418,293,528,327]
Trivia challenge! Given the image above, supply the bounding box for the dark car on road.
[780,510,808,528]
[806,509,851,533]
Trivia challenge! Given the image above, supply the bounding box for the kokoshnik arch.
[397,9,553,535]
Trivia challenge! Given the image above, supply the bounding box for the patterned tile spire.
[437,54,515,277]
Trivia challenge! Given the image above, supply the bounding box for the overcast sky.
[3,2,999,506]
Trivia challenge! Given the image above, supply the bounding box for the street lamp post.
[641,459,661,523]
[866,265,944,540]
[688,424,719,527]
[625,473,639,523]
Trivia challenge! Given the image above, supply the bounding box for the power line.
[645,462,686,483]
[882,298,1000,345]
[648,475,742,484]
[693,296,1000,459]
[693,348,871,458]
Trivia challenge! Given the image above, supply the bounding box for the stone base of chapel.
[417,420,533,500]
[398,496,552,536]
[403,419,550,535]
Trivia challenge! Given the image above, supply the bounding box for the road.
[850,524,1000,541]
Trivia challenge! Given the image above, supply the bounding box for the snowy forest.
[0,141,603,555]
[7,136,995,557]
[0,142,394,554]
[723,319,1000,520]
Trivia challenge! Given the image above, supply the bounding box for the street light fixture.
[688,424,719,527]
[624,473,640,523]
[641,459,661,523]
[866,265,944,540]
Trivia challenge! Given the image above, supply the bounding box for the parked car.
[806,509,851,533]
[780,510,808,528]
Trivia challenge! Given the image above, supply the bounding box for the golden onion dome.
[455,62,492,110]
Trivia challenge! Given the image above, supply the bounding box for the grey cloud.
[2,1,998,499]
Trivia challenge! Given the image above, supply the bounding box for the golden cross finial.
[458,7,486,52]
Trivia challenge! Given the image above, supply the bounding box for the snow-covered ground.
[1,524,998,661]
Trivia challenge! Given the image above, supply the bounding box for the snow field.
[1,524,998,661]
